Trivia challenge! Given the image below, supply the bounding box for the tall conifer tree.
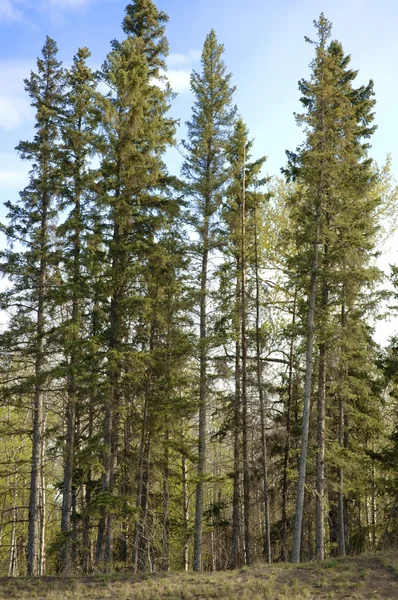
[0,37,65,576]
[182,29,236,571]
[285,15,376,562]
[57,47,99,574]
[95,0,175,570]
[221,119,268,566]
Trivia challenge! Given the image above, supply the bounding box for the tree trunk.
[231,254,241,569]
[27,348,44,577]
[97,203,124,571]
[120,380,134,567]
[371,460,377,549]
[82,480,92,573]
[133,313,156,573]
[337,300,346,556]
[137,439,151,572]
[39,411,47,576]
[182,449,189,572]
[61,377,76,573]
[61,186,81,573]
[292,210,321,563]
[82,294,99,574]
[162,427,170,571]
[132,396,148,573]
[194,210,209,572]
[316,242,328,561]
[281,288,297,560]
[96,386,114,570]
[254,196,271,565]
[27,192,48,576]
[241,146,251,566]
[316,337,326,560]
[8,475,18,577]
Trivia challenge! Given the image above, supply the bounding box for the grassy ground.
[0,552,397,600]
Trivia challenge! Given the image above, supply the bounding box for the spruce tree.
[285,14,377,562]
[182,29,236,571]
[94,0,175,570]
[0,1,396,576]
[0,37,65,575]
[220,119,268,566]
[56,47,99,574]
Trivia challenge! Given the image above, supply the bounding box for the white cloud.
[164,50,200,94]
[0,0,22,21]
[167,69,191,94]
[167,50,201,68]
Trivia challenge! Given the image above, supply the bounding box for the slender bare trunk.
[96,375,115,570]
[254,196,271,565]
[292,211,321,563]
[281,289,297,560]
[316,242,328,561]
[8,475,18,577]
[316,338,326,560]
[194,209,209,572]
[132,394,148,572]
[162,427,170,571]
[97,194,124,571]
[137,439,151,572]
[240,146,251,566]
[0,476,7,553]
[83,294,99,574]
[82,479,92,573]
[27,345,44,577]
[182,450,189,572]
[231,254,241,569]
[371,460,377,549]
[338,301,346,557]
[132,415,147,571]
[28,190,48,576]
[134,315,155,574]
[61,382,76,574]
[61,187,81,573]
[39,411,47,576]
[337,405,345,555]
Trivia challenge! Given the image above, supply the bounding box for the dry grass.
[0,552,397,599]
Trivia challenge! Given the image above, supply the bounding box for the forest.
[0,0,397,579]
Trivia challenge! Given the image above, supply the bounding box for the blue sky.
[1,0,397,186]
[2,0,398,175]
[0,0,397,339]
